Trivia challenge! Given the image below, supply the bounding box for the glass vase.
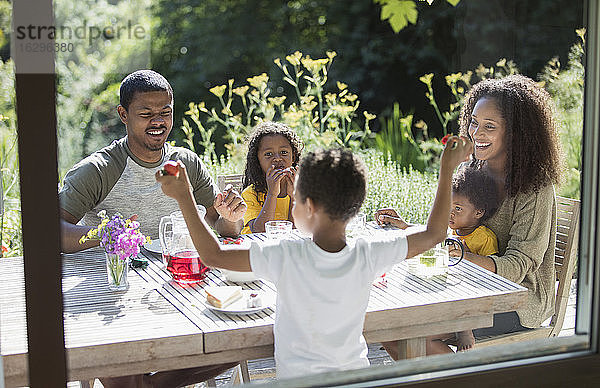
[105,252,129,291]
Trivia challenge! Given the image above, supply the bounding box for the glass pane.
[46,0,593,386]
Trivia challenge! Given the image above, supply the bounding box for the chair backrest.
[217,174,245,194]
[549,195,580,336]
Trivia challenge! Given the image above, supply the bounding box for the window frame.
[11,0,600,386]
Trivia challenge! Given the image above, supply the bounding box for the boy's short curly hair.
[452,165,500,222]
[296,149,366,222]
[243,121,303,193]
[459,74,562,197]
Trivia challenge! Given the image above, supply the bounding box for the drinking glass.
[265,220,292,239]
[346,212,366,237]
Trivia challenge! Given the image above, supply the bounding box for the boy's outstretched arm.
[155,163,252,272]
[405,136,473,258]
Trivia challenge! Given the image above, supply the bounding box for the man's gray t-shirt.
[59,137,219,239]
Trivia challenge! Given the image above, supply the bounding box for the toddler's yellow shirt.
[241,185,291,234]
[452,225,498,256]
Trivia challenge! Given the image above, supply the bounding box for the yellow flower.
[301,100,318,112]
[419,73,434,86]
[345,93,358,102]
[198,101,208,112]
[286,51,302,66]
[247,73,269,88]
[364,111,376,121]
[475,63,490,79]
[496,58,507,67]
[445,73,461,85]
[414,120,427,130]
[325,93,337,105]
[283,110,306,123]
[326,51,337,59]
[274,58,282,67]
[336,81,347,91]
[462,71,473,85]
[268,96,286,106]
[300,95,315,104]
[233,86,249,97]
[301,56,329,73]
[209,84,227,98]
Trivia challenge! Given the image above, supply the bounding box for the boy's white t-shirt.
[249,231,408,379]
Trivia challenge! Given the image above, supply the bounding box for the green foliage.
[201,147,437,225]
[540,29,585,199]
[182,51,376,165]
[0,0,10,59]
[55,0,151,174]
[374,0,460,33]
[418,32,583,199]
[375,103,426,171]
[359,149,437,223]
[0,58,22,257]
[153,0,582,148]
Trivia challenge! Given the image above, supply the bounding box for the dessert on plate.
[205,286,242,308]
[246,292,262,308]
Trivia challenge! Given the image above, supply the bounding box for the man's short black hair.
[119,70,173,110]
[297,149,367,222]
[452,165,500,222]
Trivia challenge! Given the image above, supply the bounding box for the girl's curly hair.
[459,74,562,197]
[243,121,304,194]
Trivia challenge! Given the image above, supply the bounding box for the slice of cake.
[205,286,242,308]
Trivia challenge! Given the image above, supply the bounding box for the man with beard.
[58,70,245,387]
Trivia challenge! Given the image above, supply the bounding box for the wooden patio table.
[0,224,527,386]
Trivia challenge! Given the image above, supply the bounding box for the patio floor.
[71,279,579,387]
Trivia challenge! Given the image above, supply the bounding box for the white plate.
[143,239,162,254]
[201,290,275,314]
[220,269,259,282]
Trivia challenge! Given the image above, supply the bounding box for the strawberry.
[441,134,451,145]
[162,160,179,176]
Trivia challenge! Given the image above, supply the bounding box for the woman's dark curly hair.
[459,74,562,197]
[297,148,367,221]
[452,165,500,222]
[243,121,303,194]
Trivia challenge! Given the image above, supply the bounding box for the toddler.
[428,165,500,353]
[241,121,303,233]
[156,137,472,379]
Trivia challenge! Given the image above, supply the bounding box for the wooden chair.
[474,195,580,347]
[217,173,244,194]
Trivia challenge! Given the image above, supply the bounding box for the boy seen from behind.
[156,138,472,379]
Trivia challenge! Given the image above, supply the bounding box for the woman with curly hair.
[377,74,562,357]
[241,121,303,233]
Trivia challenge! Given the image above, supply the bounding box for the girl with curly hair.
[241,122,303,234]
[378,74,563,358]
